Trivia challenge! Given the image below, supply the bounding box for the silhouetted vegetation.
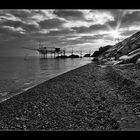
[92,57,99,62]
[84,54,91,57]
[91,45,112,58]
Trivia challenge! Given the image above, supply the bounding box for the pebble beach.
[0,62,140,130]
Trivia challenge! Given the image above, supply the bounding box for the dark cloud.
[120,11,140,28]
[7,10,31,19]
[63,39,88,46]
[72,24,107,34]
[0,9,45,22]
[0,20,22,28]
[72,26,90,33]
[89,25,107,31]
[0,9,32,22]
[106,20,118,29]
[0,26,25,40]
[29,32,62,43]
[0,20,40,36]
[79,34,107,40]
[47,28,75,36]
[53,10,85,21]
[120,30,138,37]
[38,18,65,29]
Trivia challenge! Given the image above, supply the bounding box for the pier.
[37,47,65,59]
[23,41,92,59]
[23,45,66,59]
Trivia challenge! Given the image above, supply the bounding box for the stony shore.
[0,62,140,130]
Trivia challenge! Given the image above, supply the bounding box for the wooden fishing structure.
[23,41,66,59]
[23,41,91,59]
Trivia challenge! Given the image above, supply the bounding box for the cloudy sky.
[0,9,140,56]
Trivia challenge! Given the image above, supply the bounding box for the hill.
[95,31,140,65]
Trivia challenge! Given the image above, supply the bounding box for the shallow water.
[0,56,91,102]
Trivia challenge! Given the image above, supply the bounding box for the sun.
[110,30,120,40]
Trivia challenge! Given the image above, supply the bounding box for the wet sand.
[0,62,140,130]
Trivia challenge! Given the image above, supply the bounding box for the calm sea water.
[0,56,91,102]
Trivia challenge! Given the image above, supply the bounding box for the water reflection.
[38,58,70,74]
[0,57,90,98]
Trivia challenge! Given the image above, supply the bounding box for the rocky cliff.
[99,31,140,64]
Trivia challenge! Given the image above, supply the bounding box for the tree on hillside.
[91,45,112,57]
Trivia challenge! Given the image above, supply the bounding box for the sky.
[0,9,140,56]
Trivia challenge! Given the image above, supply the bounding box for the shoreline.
[0,61,91,104]
[0,62,140,130]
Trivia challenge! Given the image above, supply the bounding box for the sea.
[0,56,91,102]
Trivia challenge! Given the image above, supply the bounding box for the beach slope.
[0,63,140,130]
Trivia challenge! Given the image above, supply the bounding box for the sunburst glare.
[110,29,120,41]
[104,10,126,43]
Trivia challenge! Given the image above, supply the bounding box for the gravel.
[0,62,140,130]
